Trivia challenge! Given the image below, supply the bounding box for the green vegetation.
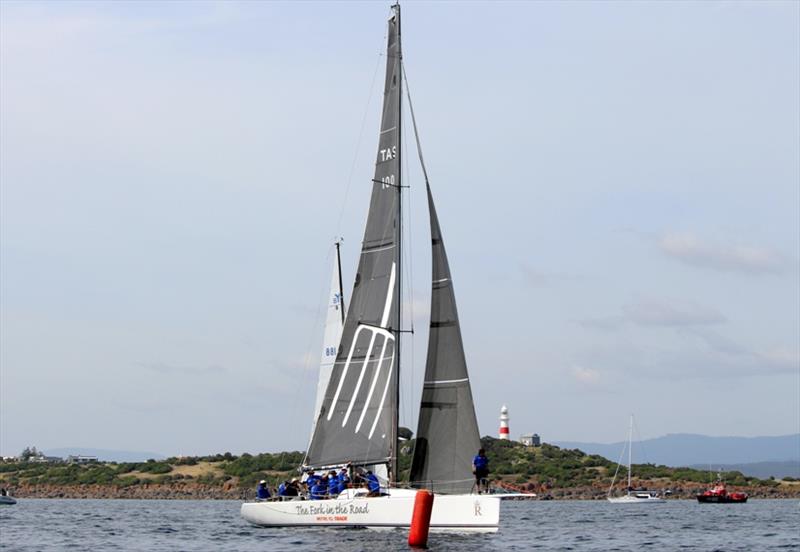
[0,439,784,493]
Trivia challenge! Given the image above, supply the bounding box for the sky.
[1,1,798,458]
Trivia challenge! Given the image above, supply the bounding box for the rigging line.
[334,49,385,239]
[632,415,650,467]
[608,438,627,496]
[401,62,430,187]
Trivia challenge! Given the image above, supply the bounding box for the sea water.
[0,498,797,551]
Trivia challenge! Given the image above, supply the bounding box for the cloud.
[759,348,800,370]
[520,264,580,287]
[682,328,800,375]
[578,299,726,330]
[572,365,601,385]
[623,300,726,327]
[659,233,787,274]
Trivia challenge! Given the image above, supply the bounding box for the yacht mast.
[391,1,402,487]
[335,239,345,324]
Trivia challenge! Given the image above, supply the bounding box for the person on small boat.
[256,480,271,500]
[473,448,490,494]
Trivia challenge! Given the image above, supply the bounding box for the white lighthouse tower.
[499,405,510,440]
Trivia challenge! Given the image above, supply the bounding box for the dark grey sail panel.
[305,11,401,469]
[409,185,481,494]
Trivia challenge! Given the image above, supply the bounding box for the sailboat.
[607,415,665,504]
[240,4,500,531]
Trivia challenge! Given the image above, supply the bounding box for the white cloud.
[623,300,726,327]
[659,233,787,274]
[572,365,601,385]
[578,299,726,330]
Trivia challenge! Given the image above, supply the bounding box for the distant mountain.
[43,448,165,463]
[689,461,800,480]
[552,433,800,473]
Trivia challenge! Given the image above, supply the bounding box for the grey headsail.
[409,184,481,494]
[305,8,402,470]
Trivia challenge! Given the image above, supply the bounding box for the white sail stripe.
[380,126,397,134]
[368,358,394,439]
[342,329,378,427]
[346,263,395,428]
[355,335,390,433]
[423,377,469,385]
[433,278,450,283]
[361,244,396,254]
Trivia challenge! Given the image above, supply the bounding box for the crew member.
[472,448,490,494]
[366,470,381,497]
[337,467,350,494]
[323,470,336,498]
[310,476,327,500]
[285,478,300,497]
[256,480,271,500]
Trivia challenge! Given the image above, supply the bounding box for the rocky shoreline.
[7,481,798,501]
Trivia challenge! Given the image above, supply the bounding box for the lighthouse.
[499,405,509,440]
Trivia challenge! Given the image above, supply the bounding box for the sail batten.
[409,184,481,494]
[305,10,402,469]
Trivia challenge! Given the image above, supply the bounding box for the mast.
[335,239,345,324]
[391,1,402,487]
[627,414,633,493]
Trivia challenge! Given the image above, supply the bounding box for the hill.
[552,433,800,471]
[1,439,796,500]
[689,461,799,480]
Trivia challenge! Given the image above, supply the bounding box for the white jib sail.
[310,257,345,438]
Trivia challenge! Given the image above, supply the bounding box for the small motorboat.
[697,482,747,503]
[0,494,17,505]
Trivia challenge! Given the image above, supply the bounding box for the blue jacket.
[367,473,380,493]
[327,476,339,497]
[473,454,489,471]
[305,474,321,490]
[310,482,327,500]
[256,483,270,499]
[278,483,287,496]
[338,473,350,494]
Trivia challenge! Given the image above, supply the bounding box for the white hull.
[607,494,665,504]
[241,488,499,532]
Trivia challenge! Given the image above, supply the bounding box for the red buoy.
[408,489,434,548]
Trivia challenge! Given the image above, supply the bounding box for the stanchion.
[408,489,434,548]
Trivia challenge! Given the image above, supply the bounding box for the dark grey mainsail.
[409,184,481,494]
[305,8,402,470]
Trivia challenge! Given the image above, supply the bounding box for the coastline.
[7,481,799,501]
